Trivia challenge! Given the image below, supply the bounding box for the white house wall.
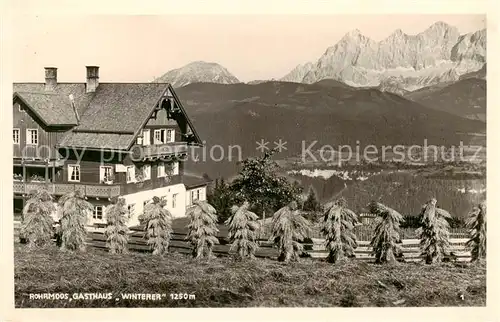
[46,184,206,228]
[121,183,187,226]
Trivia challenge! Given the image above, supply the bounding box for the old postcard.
[0,0,497,321]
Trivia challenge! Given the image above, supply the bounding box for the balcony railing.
[131,143,188,160]
[13,181,121,198]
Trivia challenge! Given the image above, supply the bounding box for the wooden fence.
[259,224,470,241]
[15,222,471,263]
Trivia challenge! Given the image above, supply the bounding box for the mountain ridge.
[154,61,240,88]
[153,21,486,94]
[280,22,486,93]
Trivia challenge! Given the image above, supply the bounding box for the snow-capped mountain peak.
[279,21,486,93]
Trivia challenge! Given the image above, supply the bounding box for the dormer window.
[154,129,175,144]
[167,129,175,142]
[154,129,163,144]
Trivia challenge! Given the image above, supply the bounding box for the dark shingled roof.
[74,83,168,132]
[13,81,202,151]
[58,132,134,150]
[15,92,78,126]
[13,83,93,116]
[183,174,212,188]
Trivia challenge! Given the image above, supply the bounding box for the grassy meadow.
[14,244,486,308]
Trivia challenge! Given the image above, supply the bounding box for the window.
[142,129,150,146]
[68,165,80,182]
[153,129,173,144]
[126,166,135,183]
[172,193,178,208]
[157,162,165,177]
[189,188,205,205]
[167,129,175,143]
[93,206,104,220]
[154,129,163,144]
[190,190,199,205]
[172,162,179,175]
[26,129,38,145]
[143,164,151,180]
[99,166,113,183]
[13,128,20,144]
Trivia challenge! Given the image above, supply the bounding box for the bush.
[369,201,404,264]
[269,201,311,262]
[58,191,93,252]
[466,202,486,262]
[186,200,220,259]
[225,201,260,260]
[321,198,358,263]
[105,197,129,254]
[142,196,173,255]
[416,198,452,264]
[20,189,56,247]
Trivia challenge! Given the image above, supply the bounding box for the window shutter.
[161,129,166,143]
[99,166,105,182]
[143,129,150,146]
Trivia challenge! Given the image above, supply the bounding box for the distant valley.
[178,81,485,179]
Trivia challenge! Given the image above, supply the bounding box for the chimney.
[86,66,99,93]
[44,67,57,91]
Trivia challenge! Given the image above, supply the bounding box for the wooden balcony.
[130,143,188,161]
[13,181,121,198]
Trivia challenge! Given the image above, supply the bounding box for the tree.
[186,200,220,259]
[207,178,237,224]
[321,197,358,263]
[466,202,486,262]
[141,196,173,255]
[416,198,451,264]
[369,201,404,264]
[302,187,322,223]
[230,150,303,221]
[20,189,56,247]
[58,191,93,251]
[225,201,260,260]
[104,197,129,254]
[269,201,311,262]
[303,187,321,212]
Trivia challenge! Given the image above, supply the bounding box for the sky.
[11,14,485,83]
